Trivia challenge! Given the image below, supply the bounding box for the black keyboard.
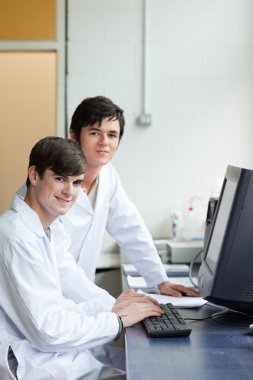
[142,303,192,338]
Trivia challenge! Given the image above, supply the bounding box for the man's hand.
[112,289,159,313]
[117,302,164,327]
[158,280,200,297]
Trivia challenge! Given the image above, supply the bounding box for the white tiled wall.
[67,0,253,250]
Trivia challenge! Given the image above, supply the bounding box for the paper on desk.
[127,275,197,289]
[123,263,189,276]
[138,290,207,308]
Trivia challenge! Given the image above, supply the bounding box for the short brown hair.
[26,136,86,187]
[70,96,125,142]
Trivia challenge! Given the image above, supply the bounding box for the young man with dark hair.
[0,136,163,380]
[63,96,198,297]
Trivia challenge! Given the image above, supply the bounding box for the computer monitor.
[198,165,253,315]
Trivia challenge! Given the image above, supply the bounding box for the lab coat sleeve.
[58,254,116,312]
[0,238,120,353]
[106,167,168,288]
[52,221,116,311]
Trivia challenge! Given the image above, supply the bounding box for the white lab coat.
[61,163,168,286]
[0,195,120,379]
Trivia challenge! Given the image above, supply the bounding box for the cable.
[184,303,253,328]
[189,248,203,288]
[184,302,225,322]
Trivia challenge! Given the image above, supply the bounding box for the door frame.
[0,0,66,137]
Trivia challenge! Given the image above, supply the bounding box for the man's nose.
[62,182,73,196]
[99,134,108,145]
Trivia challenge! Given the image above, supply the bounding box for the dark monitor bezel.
[198,165,253,314]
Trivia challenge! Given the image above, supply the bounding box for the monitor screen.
[205,179,237,273]
[198,165,253,314]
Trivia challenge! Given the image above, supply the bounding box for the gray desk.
[123,272,253,379]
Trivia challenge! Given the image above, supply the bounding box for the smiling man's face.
[77,117,120,171]
[26,167,84,226]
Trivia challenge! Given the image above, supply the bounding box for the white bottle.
[181,197,205,241]
[171,211,183,241]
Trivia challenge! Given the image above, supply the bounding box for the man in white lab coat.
[63,96,198,297]
[0,137,163,380]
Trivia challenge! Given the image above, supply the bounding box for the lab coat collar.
[66,164,111,216]
[93,164,111,212]
[75,187,94,215]
[12,195,47,239]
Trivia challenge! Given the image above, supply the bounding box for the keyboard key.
[142,303,192,338]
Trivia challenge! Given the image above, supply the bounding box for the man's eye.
[55,177,64,182]
[73,180,83,186]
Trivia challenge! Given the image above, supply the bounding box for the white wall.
[67,0,253,250]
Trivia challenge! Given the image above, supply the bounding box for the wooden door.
[0,51,56,212]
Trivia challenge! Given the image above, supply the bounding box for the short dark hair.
[26,136,86,187]
[70,96,125,142]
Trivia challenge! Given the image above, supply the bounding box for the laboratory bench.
[121,270,253,380]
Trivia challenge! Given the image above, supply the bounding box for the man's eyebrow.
[87,126,100,131]
[53,173,68,178]
[87,126,119,133]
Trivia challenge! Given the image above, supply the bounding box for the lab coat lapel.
[12,195,62,285]
[67,163,111,216]
[75,187,94,215]
[93,164,110,214]
[12,196,45,239]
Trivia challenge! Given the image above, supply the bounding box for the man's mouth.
[96,150,109,155]
[55,196,71,204]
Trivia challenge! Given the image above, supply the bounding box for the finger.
[159,287,182,297]
[141,302,164,313]
[124,291,145,299]
[125,292,145,299]
[143,305,164,317]
[183,288,200,296]
[145,310,164,318]
[145,295,160,306]
[165,289,182,297]
[171,285,199,297]
[125,295,155,305]
[126,289,136,294]
[137,294,161,305]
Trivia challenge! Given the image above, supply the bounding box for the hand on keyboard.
[117,301,164,327]
[142,303,192,338]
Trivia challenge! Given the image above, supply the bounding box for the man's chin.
[57,205,73,215]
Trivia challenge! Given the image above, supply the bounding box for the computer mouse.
[249,324,253,330]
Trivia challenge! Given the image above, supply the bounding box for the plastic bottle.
[181,196,205,241]
[171,210,183,241]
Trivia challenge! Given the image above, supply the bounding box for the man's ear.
[28,166,38,185]
[69,129,77,142]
